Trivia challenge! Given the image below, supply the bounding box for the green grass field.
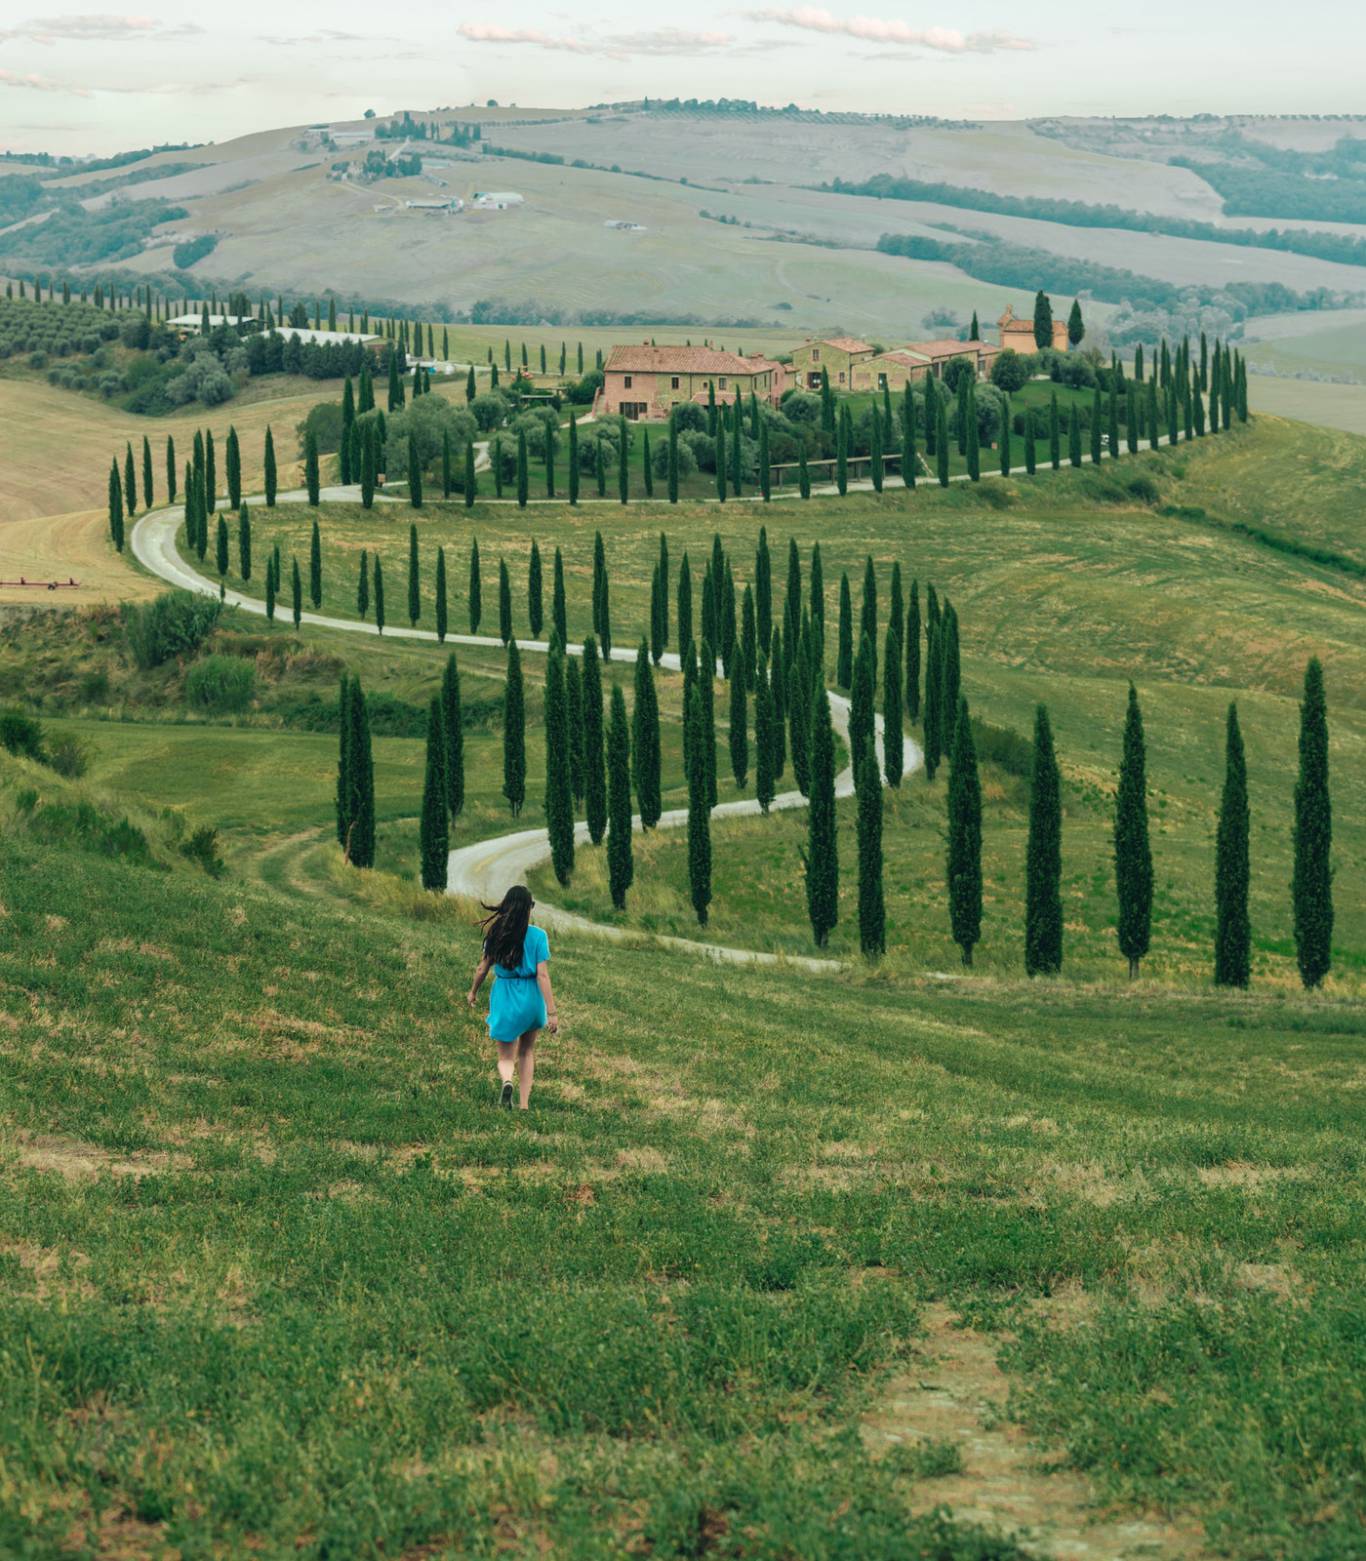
[1,404,1363,1555]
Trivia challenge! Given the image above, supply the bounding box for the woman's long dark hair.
[479,885,533,970]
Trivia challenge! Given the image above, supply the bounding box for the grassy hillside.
[2,751,1363,1557]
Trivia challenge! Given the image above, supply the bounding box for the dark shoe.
[499,1081,515,1110]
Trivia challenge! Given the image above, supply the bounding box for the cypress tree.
[685,684,712,926]
[528,540,543,639]
[408,433,423,508]
[566,655,585,804]
[124,442,137,515]
[836,574,853,689]
[568,414,580,506]
[442,652,465,820]
[1213,702,1251,988]
[592,531,611,656]
[805,687,838,946]
[650,561,665,665]
[798,442,811,499]
[632,642,663,829]
[503,640,526,816]
[922,617,941,781]
[729,666,748,790]
[307,515,320,605]
[720,561,737,680]
[755,651,775,814]
[667,412,679,503]
[605,683,633,909]
[108,460,124,551]
[857,749,886,959]
[965,383,980,480]
[755,527,772,650]
[1068,404,1082,468]
[1067,298,1085,347]
[1025,411,1038,474]
[552,547,567,646]
[769,625,786,777]
[166,435,177,504]
[759,415,771,501]
[340,384,355,484]
[850,632,875,772]
[870,404,884,492]
[226,425,242,509]
[544,642,575,885]
[1024,704,1063,977]
[291,556,302,626]
[883,622,903,788]
[264,427,277,506]
[836,403,849,495]
[265,550,277,621]
[677,553,693,665]
[142,435,154,512]
[860,557,878,673]
[356,548,369,619]
[468,538,481,633]
[741,584,757,687]
[1292,658,1333,989]
[699,637,718,808]
[655,531,670,654]
[936,399,950,486]
[810,542,825,635]
[374,555,386,635]
[1090,388,1103,466]
[215,514,229,578]
[940,605,961,748]
[440,429,452,499]
[516,427,528,508]
[493,557,511,644]
[420,696,450,890]
[715,418,727,503]
[360,426,375,510]
[999,396,1012,475]
[435,546,448,642]
[204,431,215,513]
[1048,394,1061,470]
[903,384,918,487]
[894,568,917,719]
[238,504,252,581]
[1032,290,1054,351]
[1114,684,1154,979]
[1107,385,1120,459]
[349,680,376,868]
[336,676,354,846]
[582,636,607,845]
[305,430,321,505]
[464,441,477,507]
[946,696,982,966]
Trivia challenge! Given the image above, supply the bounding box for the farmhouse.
[998,304,1068,354]
[902,338,1001,379]
[268,326,382,349]
[600,345,785,421]
[472,191,524,210]
[165,313,253,339]
[850,350,931,393]
[789,337,874,390]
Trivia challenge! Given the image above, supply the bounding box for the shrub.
[124,591,221,669]
[0,708,46,761]
[181,824,226,877]
[298,399,345,455]
[567,368,604,406]
[46,731,90,778]
[1127,473,1160,505]
[990,349,1031,393]
[185,654,256,713]
[971,718,1032,778]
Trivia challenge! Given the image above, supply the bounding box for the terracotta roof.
[900,338,983,359]
[814,336,873,355]
[869,350,930,368]
[604,345,766,376]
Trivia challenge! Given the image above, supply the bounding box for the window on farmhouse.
[719,378,727,390]
[812,349,820,362]
[624,375,633,388]
[671,377,680,390]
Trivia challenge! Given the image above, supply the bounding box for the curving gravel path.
[131,491,923,969]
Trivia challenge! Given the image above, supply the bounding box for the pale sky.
[1,2,1360,157]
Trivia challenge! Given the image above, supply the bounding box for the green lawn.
[0,753,1362,1557]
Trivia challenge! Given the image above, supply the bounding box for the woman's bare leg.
[495,1041,518,1098]
[515,1028,538,1109]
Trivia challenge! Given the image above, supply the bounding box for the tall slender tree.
[468,538,481,634]
[420,696,449,890]
[685,683,712,926]
[582,635,607,845]
[677,553,694,667]
[434,546,448,642]
[309,518,322,608]
[373,555,385,635]
[544,642,575,885]
[166,434,177,504]
[528,540,543,639]
[1292,658,1333,989]
[552,547,567,646]
[699,637,718,807]
[238,505,252,581]
[464,441,477,507]
[142,435,155,513]
[805,687,838,946]
[946,696,982,966]
[305,430,321,505]
[607,684,634,909]
[291,556,303,626]
[565,656,585,805]
[850,633,875,774]
[264,426,277,507]
[502,640,526,816]
[1214,702,1251,988]
[632,642,662,829]
[755,651,775,814]
[498,558,512,644]
[883,623,903,788]
[836,573,854,689]
[108,460,124,551]
[1024,704,1063,976]
[592,531,612,656]
[441,652,464,821]
[922,617,942,781]
[408,434,423,508]
[857,749,886,959]
[905,579,921,723]
[1114,684,1154,979]
[728,665,748,790]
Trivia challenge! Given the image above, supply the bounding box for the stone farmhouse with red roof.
[599,345,785,421]
[788,336,875,390]
[998,304,1068,355]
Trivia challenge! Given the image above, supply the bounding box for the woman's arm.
[536,961,559,1033]
[466,954,492,1007]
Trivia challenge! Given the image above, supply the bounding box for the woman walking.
[467,885,559,1109]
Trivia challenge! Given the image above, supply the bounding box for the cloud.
[0,67,92,95]
[259,29,397,47]
[741,7,1035,54]
[0,14,202,45]
[457,22,737,61]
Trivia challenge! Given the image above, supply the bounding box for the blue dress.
[486,925,550,1042]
